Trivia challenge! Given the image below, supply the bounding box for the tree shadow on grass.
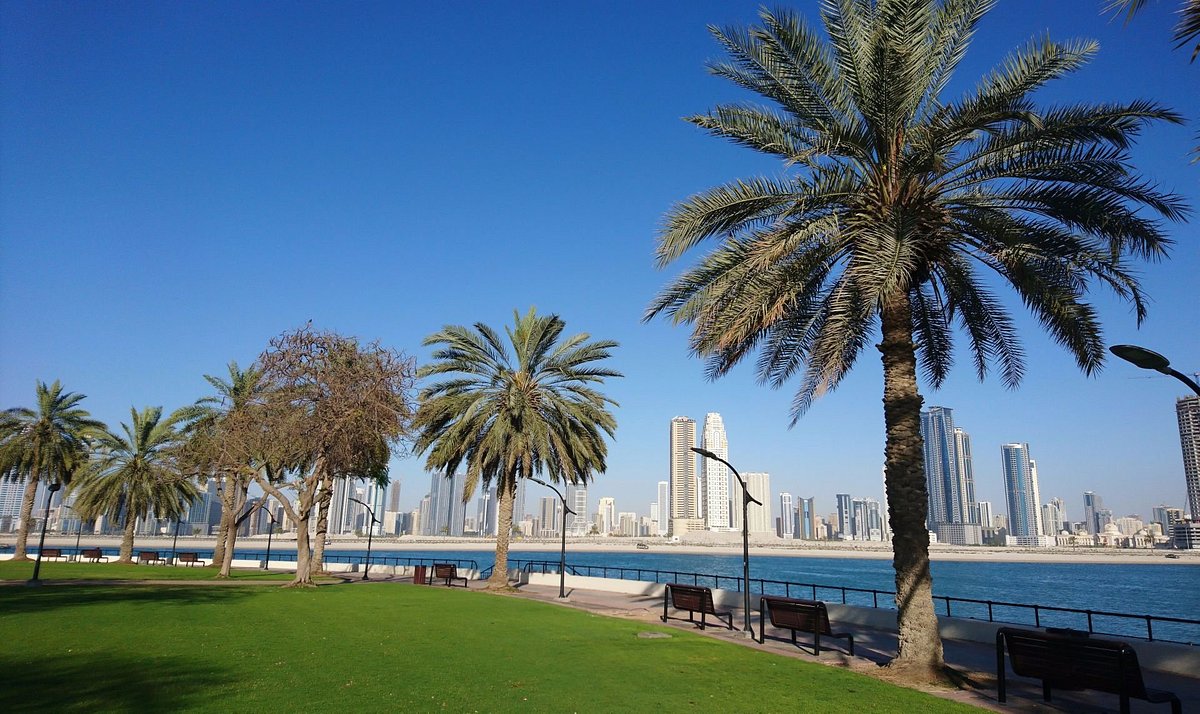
[0,653,233,713]
[0,583,262,617]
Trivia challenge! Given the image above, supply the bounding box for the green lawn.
[0,581,979,713]
[0,560,295,582]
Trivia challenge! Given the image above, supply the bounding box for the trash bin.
[413,564,427,585]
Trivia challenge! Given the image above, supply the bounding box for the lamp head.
[1110,344,1172,374]
[690,447,717,460]
[48,482,62,493]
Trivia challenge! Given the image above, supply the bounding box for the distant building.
[656,480,669,536]
[920,407,976,531]
[1002,444,1042,538]
[1177,396,1200,519]
[797,497,815,540]
[1083,491,1103,536]
[669,417,698,535]
[566,484,588,536]
[1152,505,1184,537]
[835,493,852,539]
[598,497,616,535]
[745,472,772,534]
[778,493,794,538]
[1172,519,1200,549]
[701,413,730,531]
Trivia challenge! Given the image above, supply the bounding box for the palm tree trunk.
[488,473,516,589]
[879,295,945,680]
[118,514,136,563]
[11,463,41,561]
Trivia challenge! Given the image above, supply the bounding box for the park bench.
[137,550,166,566]
[996,627,1181,714]
[661,583,734,631]
[80,548,108,563]
[757,596,854,656]
[176,552,205,567]
[38,548,67,562]
[430,563,468,587]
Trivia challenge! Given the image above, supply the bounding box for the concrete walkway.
[465,578,1197,714]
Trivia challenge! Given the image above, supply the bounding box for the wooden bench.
[80,548,109,563]
[758,596,854,656]
[38,548,67,562]
[137,550,166,566]
[997,627,1181,714]
[430,563,468,587]
[176,552,205,567]
[661,583,734,630]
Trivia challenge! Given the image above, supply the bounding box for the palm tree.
[414,308,620,589]
[177,363,268,576]
[646,2,1185,681]
[73,406,199,563]
[0,381,104,560]
[1108,0,1200,60]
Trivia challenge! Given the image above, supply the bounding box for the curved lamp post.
[261,506,278,571]
[28,481,62,586]
[170,518,182,566]
[349,497,380,580]
[529,477,576,599]
[692,447,760,637]
[1110,344,1200,396]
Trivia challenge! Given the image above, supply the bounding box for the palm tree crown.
[646,0,1185,679]
[0,380,105,559]
[74,406,199,561]
[414,308,620,585]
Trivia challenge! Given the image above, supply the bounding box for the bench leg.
[1119,693,1130,714]
[814,630,821,656]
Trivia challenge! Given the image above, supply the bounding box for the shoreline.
[5,534,1196,565]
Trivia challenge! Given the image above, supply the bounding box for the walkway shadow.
[0,583,260,617]
[0,653,232,712]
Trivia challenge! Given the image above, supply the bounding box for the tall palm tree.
[73,406,199,563]
[414,308,620,589]
[177,363,268,576]
[646,2,1185,681]
[0,381,105,560]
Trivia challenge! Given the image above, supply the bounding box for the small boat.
[636,542,649,550]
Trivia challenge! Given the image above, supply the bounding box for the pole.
[530,477,575,599]
[692,448,759,637]
[264,510,275,571]
[74,519,83,561]
[28,482,61,586]
[349,497,378,580]
[170,518,181,565]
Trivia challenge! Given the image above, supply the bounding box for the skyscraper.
[598,496,616,535]
[1083,491,1102,535]
[798,497,815,539]
[1177,395,1200,518]
[835,493,852,539]
[425,471,468,536]
[778,492,794,538]
[566,484,588,535]
[656,480,669,536]
[920,407,974,528]
[745,472,772,534]
[669,416,698,533]
[701,413,730,531]
[1001,443,1043,538]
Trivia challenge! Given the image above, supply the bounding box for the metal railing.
[504,560,1200,646]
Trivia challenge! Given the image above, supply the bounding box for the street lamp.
[28,481,62,586]
[528,477,577,599]
[261,507,278,570]
[1110,344,1200,396]
[349,497,380,580]
[692,447,761,637]
[170,518,182,565]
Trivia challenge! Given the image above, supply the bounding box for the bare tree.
[252,326,416,586]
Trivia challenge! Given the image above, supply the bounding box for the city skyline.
[2,3,1196,529]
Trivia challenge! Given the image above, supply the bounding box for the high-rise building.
[920,407,975,529]
[388,481,402,513]
[1083,491,1102,535]
[0,474,26,521]
[1177,396,1200,518]
[1152,505,1184,536]
[797,497,815,540]
[1002,443,1043,538]
[598,497,616,535]
[745,472,772,534]
[566,484,588,536]
[477,484,497,537]
[778,492,794,538]
[656,481,669,536]
[975,500,993,529]
[538,496,560,537]
[1041,501,1062,537]
[669,417,698,534]
[425,472,468,536]
[701,413,730,531]
[835,493,852,539]
[512,478,528,527]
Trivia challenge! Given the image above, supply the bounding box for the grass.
[0,581,981,712]
[0,560,296,582]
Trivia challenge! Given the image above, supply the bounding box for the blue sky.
[2,1,1197,524]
